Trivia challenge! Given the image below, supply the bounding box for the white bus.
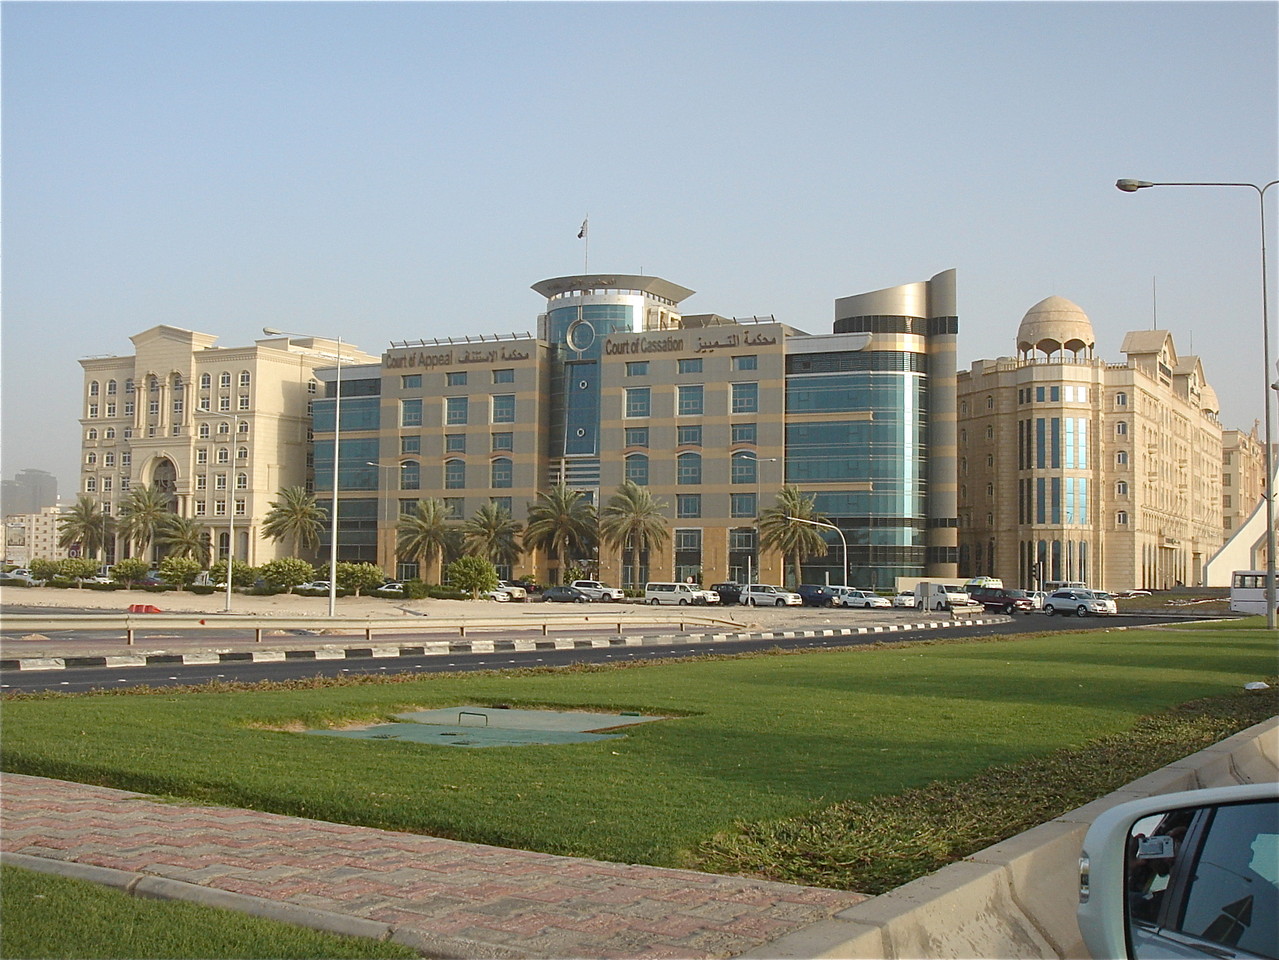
[1229,570,1272,615]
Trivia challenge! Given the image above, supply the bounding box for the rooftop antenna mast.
[578,216,589,274]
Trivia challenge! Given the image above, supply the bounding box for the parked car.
[835,588,891,609]
[1043,588,1117,617]
[968,585,1035,614]
[710,582,743,605]
[797,583,838,607]
[135,575,168,587]
[540,585,589,603]
[297,580,332,593]
[892,590,917,608]
[1026,590,1047,610]
[487,580,528,602]
[505,578,541,594]
[79,575,116,585]
[693,588,721,605]
[378,581,406,596]
[570,580,624,602]
[0,570,39,585]
[915,582,972,611]
[739,584,803,607]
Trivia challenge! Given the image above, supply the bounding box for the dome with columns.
[1016,296,1096,359]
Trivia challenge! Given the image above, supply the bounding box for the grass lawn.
[4,623,1275,887]
[0,864,418,959]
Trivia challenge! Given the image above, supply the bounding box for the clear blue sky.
[3,1,1276,494]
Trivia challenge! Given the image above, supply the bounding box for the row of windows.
[394,458,516,491]
[85,451,132,467]
[194,447,250,464]
[786,351,927,375]
[400,369,516,390]
[87,395,252,417]
[624,356,758,377]
[87,371,252,399]
[625,382,758,417]
[622,451,767,488]
[399,396,515,428]
[624,423,758,447]
[1015,385,1092,405]
[1018,417,1090,471]
[193,499,247,517]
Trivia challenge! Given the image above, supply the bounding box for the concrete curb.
[736,715,1279,959]
[0,616,1010,671]
[1,850,526,959]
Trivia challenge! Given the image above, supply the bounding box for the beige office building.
[4,504,71,567]
[323,271,961,589]
[1221,427,1267,536]
[77,325,375,566]
[957,297,1225,591]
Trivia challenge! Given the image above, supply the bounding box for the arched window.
[236,447,248,461]
[239,371,250,388]
[985,395,994,410]
[124,378,134,394]
[106,380,117,395]
[236,473,248,490]
[677,452,702,485]
[1116,450,1128,465]
[216,448,230,464]
[490,457,512,489]
[1116,480,1128,496]
[199,372,212,389]
[86,429,98,441]
[149,376,159,392]
[86,452,97,465]
[625,454,649,486]
[198,423,210,438]
[88,381,100,397]
[442,459,463,490]
[238,420,248,434]
[104,427,115,439]
[1116,421,1128,436]
[1117,510,1129,525]
[217,421,230,435]
[219,371,232,388]
[1115,392,1128,407]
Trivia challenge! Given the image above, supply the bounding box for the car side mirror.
[1078,784,1278,959]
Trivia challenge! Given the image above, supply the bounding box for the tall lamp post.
[208,413,239,614]
[1116,178,1278,628]
[366,461,397,574]
[787,515,849,587]
[741,453,778,583]
[264,327,344,617]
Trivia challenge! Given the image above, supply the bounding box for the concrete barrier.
[739,715,1278,960]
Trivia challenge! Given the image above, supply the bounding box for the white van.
[644,582,702,605]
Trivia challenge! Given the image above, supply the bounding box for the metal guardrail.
[0,613,742,646]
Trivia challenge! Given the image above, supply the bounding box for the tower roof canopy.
[1016,296,1095,357]
[531,274,695,304]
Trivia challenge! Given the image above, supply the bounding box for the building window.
[238,420,248,434]
[731,493,757,518]
[220,372,232,388]
[677,384,704,416]
[625,427,648,447]
[731,382,758,414]
[236,473,247,490]
[1117,510,1129,525]
[731,452,758,484]
[215,474,228,490]
[677,424,702,446]
[490,458,513,489]
[445,434,466,453]
[198,397,210,412]
[195,501,206,516]
[239,371,250,389]
[85,477,97,492]
[444,459,465,489]
[1116,480,1128,496]
[1115,392,1128,407]
[308,380,318,394]
[197,448,209,464]
[677,452,702,485]
[445,397,468,425]
[88,403,99,418]
[493,369,514,384]
[402,374,421,389]
[625,387,651,418]
[1116,450,1129,465]
[86,452,97,466]
[218,397,230,412]
[492,395,515,423]
[625,454,649,486]
[104,428,115,439]
[400,460,421,490]
[491,497,512,513]
[124,399,134,416]
[986,395,994,410]
[218,421,230,435]
[86,429,98,441]
[1223,473,1232,487]
[491,432,513,452]
[106,379,117,395]
[199,373,211,389]
[401,435,420,455]
[446,371,467,387]
[732,355,758,371]
[236,446,248,461]
[89,381,100,397]
[625,361,649,377]
[1116,421,1128,436]
[676,494,701,518]
[678,358,703,375]
[401,399,423,427]
[214,500,227,516]
[106,403,117,417]
[442,497,464,518]
[238,395,250,410]
[121,452,131,466]
[235,498,246,516]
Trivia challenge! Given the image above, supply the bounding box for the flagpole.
[579,215,589,274]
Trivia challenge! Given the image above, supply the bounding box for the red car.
[969,586,1034,614]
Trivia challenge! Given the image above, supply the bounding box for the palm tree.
[261,487,327,557]
[57,495,114,561]
[758,485,829,587]
[397,498,454,584]
[118,485,174,559]
[599,480,669,590]
[523,484,596,585]
[160,515,211,566]
[463,503,523,571]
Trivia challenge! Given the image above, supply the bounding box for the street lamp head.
[262,326,284,336]
[1115,179,1154,193]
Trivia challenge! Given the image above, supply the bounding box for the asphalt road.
[0,612,1182,693]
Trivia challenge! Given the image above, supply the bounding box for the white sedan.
[892,590,917,608]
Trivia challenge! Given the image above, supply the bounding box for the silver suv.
[570,580,625,601]
[740,584,803,607]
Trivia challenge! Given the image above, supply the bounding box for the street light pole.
[1116,178,1278,628]
[788,515,849,587]
[265,327,343,617]
[741,453,778,584]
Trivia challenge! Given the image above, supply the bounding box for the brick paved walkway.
[1,774,866,958]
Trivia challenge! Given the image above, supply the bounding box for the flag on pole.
[577,219,588,239]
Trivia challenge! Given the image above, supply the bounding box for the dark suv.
[710,582,743,605]
[796,584,838,607]
[969,586,1034,614]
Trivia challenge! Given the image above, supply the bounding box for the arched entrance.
[151,458,178,512]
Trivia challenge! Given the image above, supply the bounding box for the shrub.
[188,585,219,595]
[85,582,124,592]
[423,585,467,600]
[45,578,76,590]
